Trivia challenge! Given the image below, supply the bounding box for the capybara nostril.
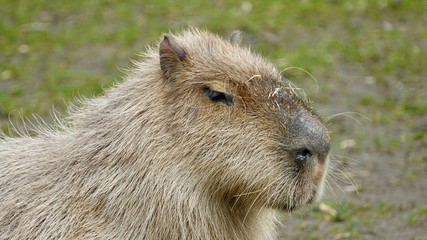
[294,147,314,164]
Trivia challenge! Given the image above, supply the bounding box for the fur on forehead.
[169,29,282,86]
[158,28,305,106]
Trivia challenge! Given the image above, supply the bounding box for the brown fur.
[0,29,330,239]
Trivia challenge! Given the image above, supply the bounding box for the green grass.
[1,0,426,238]
[407,206,427,225]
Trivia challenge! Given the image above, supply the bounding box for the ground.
[1,1,426,239]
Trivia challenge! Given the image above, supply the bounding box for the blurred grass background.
[1,0,426,239]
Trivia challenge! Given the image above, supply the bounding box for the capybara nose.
[292,143,329,168]
[294,147,314,164]
[290,112,330,167]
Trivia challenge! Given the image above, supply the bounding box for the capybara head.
[152,29,330,211]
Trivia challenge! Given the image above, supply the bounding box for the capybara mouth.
[278,191,318,212]
[280,204,297,212]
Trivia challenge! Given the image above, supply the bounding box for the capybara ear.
[229,31,242,45]
[159,34,186,79]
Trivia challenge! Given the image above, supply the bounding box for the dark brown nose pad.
[293,147,314,167]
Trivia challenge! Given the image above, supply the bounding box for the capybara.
[0,29,330,239]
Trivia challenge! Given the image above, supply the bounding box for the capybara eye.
[203,86,233,106]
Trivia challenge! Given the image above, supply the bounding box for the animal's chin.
[279,204,298,212]
[278,195,317,213]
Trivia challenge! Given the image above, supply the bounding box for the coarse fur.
[0,28,330,239]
